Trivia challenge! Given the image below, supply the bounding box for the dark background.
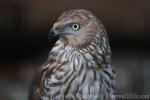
[0,0,150,100]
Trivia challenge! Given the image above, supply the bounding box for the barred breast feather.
[32,35,115,100]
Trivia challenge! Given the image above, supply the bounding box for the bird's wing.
[28,61,50,100]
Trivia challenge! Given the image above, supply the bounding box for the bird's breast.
[41,43,114,100]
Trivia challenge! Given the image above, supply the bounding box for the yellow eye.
[72,23,80,31]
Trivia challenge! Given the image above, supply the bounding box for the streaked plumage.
[29,9,116,100]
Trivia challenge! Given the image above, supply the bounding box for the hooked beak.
[48,27,60,41]
[49,22,62,37]
[49,28,58,37]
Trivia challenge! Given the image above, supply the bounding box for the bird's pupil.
[74,24,77,28]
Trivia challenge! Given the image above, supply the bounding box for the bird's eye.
[71,23,80,31]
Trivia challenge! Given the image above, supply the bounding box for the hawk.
[29,9,116,100]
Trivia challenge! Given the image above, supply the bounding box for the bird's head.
[49,9,103,48]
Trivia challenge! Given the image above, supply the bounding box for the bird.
[29,9,116,100]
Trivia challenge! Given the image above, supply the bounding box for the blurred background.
[0,0,150,100]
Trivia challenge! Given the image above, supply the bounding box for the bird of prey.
[29,9,116,100]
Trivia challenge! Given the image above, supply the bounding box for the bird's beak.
[49,21,62,37]
[49,28,58,37]
[48,27,60,41]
